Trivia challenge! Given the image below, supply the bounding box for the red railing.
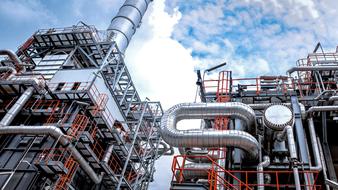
[295,80,337,97]
[216,71,231,102]
[89,124,105,160]
[68,114,89,139]
[172,155,252,190]
[0,69,13,80]
[308,52,338,65]
[24,99,61,114]
[172,155,322,190]
[55,156,79,190]
[108,154,122,173]
[37,148,69,164]
[89,84,116,128]
[92,93,108,116]
[204,76,294,96]
[126,170,138,183]
[1,98,18,111]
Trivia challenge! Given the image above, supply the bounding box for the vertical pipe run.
[277,126,301,190]
[0,87,34,126]
[257,156,270,190]
[307,118,322,171]
[285,126,301,190]
[217,149,225,190]
[291,97,313,189]
[102,144,114,163]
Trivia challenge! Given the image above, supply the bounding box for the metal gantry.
[0,1,172,189]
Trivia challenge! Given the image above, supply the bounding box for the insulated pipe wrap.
[160,102,259,159]
[176,163,211,180]
[0,87,34,126]
[107,0,151,52]
[257,156,270,190]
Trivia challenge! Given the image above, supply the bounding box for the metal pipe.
[176,163,211,180]
[318,137,331,190]
[102,144,114,163]
[107,0,152,53]
[0,66,17,79]
[0,125,102,184]
[287,66,338,73]
[0,49,25,72]
[314,90,336,100]
[217,149,225,190]
[307,106,338,115]
[248,103,291,110]
[161,142,174,156]
[277,125,301,190]
[277,126,297,159]
[307,118,322,171]
[257,156,270,190]
[160,102,259,159]
[0,87,34,126]
[329,96,338,102]
[293,167,301,190]
[178,147,218,163]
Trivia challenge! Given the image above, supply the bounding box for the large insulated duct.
[0,125,103,184]
[107,0,151,53]
[160,102,259,159]
[0,87,34,126]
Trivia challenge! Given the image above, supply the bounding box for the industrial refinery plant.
[162,43,338,190]
[0,0,338,190]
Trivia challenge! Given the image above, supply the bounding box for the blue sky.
[1,0,338,189]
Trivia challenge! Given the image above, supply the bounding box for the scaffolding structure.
[0,0,173,189]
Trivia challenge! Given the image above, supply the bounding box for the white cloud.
[125,0,198,109]
[123,2,200,189]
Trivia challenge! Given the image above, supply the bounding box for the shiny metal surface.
[264,104,293,131]
[107,0,151,53]
[176,163,211,180]
[308,118,322,171]
[0,87,34,126]
[287,66,338,73]
[277,125,297,159]
[257,156,270,190]
[307,106,338,115]
[160,102,259,159]
[178,147,218,163]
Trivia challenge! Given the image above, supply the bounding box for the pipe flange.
[263,104,293,131]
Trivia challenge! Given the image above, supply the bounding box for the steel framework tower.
[0,0,172,189]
